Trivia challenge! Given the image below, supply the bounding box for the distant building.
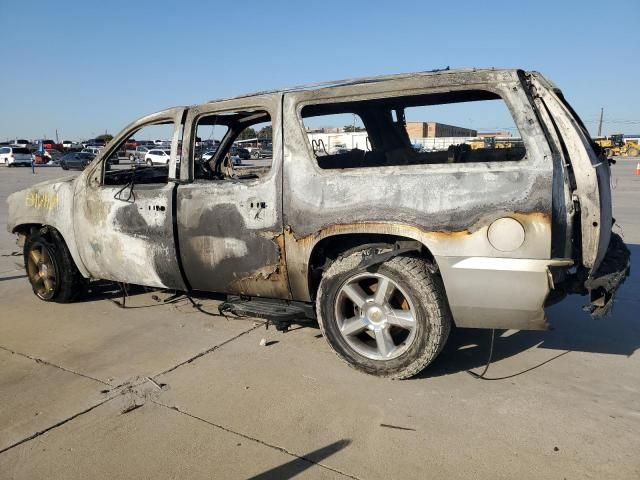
[477,131,512,138]
[406,122,477,138]
[305,127,344,134]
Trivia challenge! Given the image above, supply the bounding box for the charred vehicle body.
[7,69,630,379]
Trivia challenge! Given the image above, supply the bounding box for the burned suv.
[7,69,630,379]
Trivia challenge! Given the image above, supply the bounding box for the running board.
[219,296,316,331]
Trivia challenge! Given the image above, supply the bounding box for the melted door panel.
[176,180,289,298]
[176,95,290,299]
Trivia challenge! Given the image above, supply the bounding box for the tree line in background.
[236,125,273,140]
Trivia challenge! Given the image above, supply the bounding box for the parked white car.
[144,149,180,166]
[82,147,103,156]
[11,139,30,148]
[128,145,152,163]
[201,149,241,165]
[0,146,32,166]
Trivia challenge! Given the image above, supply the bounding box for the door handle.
[249,201,267,219]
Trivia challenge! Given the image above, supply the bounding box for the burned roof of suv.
[206,67,521,104]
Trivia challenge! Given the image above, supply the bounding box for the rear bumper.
[583,233,631,317]
[436,234,630,329]
[437,256,573,331]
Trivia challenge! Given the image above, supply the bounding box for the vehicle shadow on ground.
[0,274,27,282]
[78,281,232,313]
[418,243,638,380]
[247,439,351,480]
[76,280,151,304]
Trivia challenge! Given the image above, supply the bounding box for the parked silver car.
[129,145,152,163]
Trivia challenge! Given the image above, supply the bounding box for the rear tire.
[316,251,451,379]
[146,159,153,166]
[24,228,87,303]
[627,147,639,157]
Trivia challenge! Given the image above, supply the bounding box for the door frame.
[176,93,290,298]
[72,107,188,289]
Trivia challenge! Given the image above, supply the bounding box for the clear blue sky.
[1,0,638,141]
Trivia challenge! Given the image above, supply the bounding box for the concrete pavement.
[0,160,638,479]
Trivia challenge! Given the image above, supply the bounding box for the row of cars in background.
[0,137,109,168]
[0,137,273,170]
[52,143,177,170]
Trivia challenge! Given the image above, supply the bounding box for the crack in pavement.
[0,322,265,457]
[0,396,118,455]
[1,378,362,480]
[0,345,112,387]
[150,399,362,480]
[152,322,264,379]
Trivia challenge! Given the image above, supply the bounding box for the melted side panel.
[284,213,552,302]
[176,195,290,298]
[281,70,557,331]
[74,183,185,289]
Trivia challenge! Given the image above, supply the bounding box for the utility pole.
[597,107,604,137]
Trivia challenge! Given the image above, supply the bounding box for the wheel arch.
[305,232,437,302]
[13,222,90,278]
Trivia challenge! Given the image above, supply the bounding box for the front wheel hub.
[26,244,57,300]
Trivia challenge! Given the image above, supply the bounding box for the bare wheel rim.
[26,244,57,300]
[334,272,417,361]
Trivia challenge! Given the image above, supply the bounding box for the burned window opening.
[103,120,178,186]
[301,89,526,170]
[193,110,272,182]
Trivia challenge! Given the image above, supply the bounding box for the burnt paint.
[283,210,552,301]
[178,203,288,297]
[112,200,187,289]
[113,204,154,236]
[281,71,556,304]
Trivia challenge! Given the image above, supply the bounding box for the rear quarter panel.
[282,70,556,330]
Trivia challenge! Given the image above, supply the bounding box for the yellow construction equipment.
[622,139,640,157]
[468,137,513,150]
[593,134,640,157]
[594,134,625,156]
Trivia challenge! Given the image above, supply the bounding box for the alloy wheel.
[26,244,57,300]
[334,272,417,360]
